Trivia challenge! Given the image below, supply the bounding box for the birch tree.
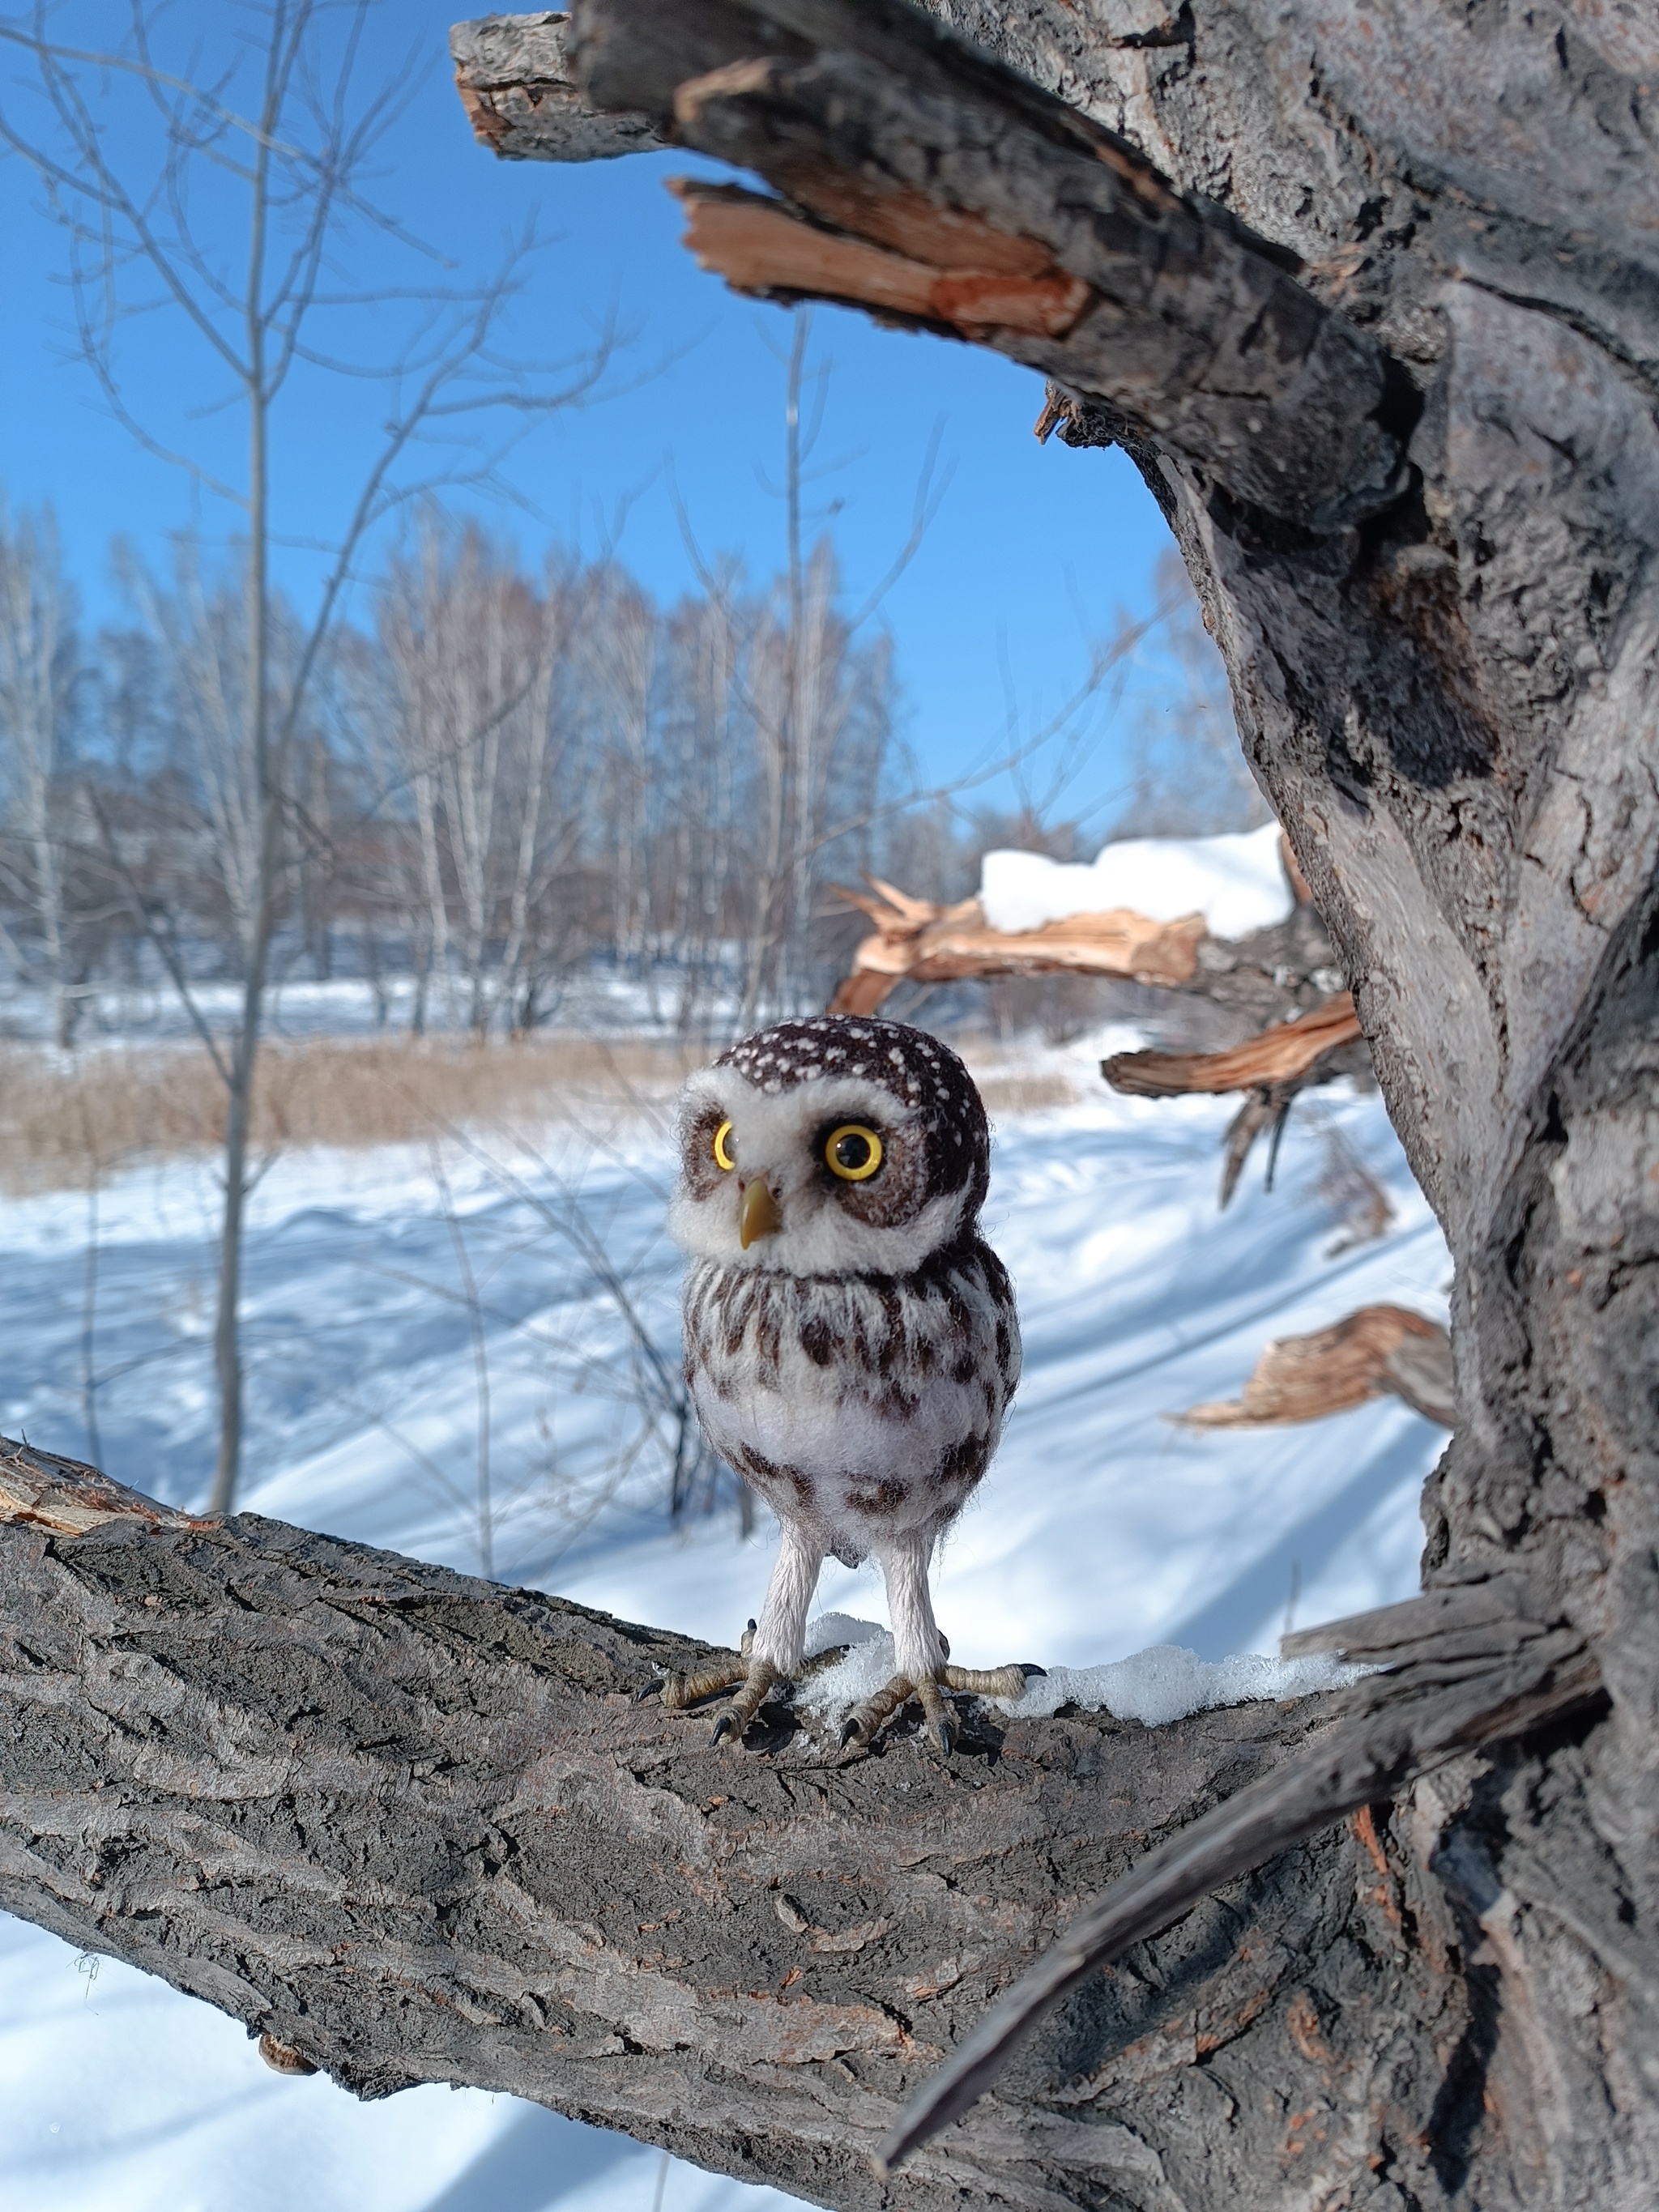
[0,499,81,1047]
[378,514,576,1040]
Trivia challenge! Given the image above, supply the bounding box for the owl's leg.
[841,1533,954,1754]
[650,1520,823,1746]
[842,1533,1039,1758]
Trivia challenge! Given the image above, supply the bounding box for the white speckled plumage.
[668,1016,1021,1690]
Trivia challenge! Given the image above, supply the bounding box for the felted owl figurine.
[657,1013,1034,1755]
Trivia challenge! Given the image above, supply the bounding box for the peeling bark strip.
[1,1435,1456,2212]
[550,0,1409,530]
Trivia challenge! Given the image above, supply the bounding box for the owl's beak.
[739,1174,783,1250]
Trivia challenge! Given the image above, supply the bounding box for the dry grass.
[0,1030,1081,1194]
[973,1071,1081,1115]
[951,1032,1083,1119]
[0,1034,706,1194]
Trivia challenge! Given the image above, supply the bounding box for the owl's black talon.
[1022,1664,1047,1681]
[701,1657,783,1747]
[635,1677,667,1703]
[934,1716,955,1756]
[839,1717,866,1750]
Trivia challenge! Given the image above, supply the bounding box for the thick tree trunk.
[441,5,1659,2203]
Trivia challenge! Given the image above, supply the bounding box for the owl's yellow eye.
[712,1119,736,1172]
[825,1124,883,1182]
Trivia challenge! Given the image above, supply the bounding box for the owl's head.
[668,1016,992,1276]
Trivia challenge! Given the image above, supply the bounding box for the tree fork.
[449,3,1659,2201]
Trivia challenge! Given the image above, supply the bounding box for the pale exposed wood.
[1102,991,1362,1097]
[670,179,1093,338]
[1179,1304,1455,1431]
[825,879,1206,1015]
[0,1437,214,1539]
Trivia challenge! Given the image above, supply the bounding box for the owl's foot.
[839,1663,1042,1758]
[638,1622,786,1745]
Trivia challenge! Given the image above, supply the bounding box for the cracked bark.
[2,5,1651,2207]
[2,1438,1443,2212]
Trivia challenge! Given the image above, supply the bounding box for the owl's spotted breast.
[684,1237,1020,1558]
[664,1014,1028,1737]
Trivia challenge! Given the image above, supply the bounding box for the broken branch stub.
[1101,991,1363,1097]
[1178,1304,1456,1432]
[825,878,1206,1015]
[1101,993,1371,1207]
[448,13,661,162]
[561,0,1408,530]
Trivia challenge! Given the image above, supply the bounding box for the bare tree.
[730,314,898,1026]
[0,498,81,1047]
[0,1,606,1511]
[379,514,576,1041]
[656,577,744,1035]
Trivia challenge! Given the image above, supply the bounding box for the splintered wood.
[1177,1305,1455,1430]
[668,178,1092,338]
[826,879,1206,1016]
[1102,993,1363,1097]
[0,1436,216,1538]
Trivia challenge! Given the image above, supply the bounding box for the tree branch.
[448,12,662,164]
[880,1580,1602,2173]
[0,1432,1449,2212]
[452,0,1415,530]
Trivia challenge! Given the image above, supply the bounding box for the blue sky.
[0,0,1179,829]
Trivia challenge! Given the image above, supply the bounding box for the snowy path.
[0,1061,1449,2211]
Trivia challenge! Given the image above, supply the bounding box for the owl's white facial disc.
[667,1016,991,1279]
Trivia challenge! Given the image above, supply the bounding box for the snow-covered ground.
[0,1031,1450,2212]
[0,964,723,1051]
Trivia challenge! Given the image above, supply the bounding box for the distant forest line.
[0,501,1252,1051]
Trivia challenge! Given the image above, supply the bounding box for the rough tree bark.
[2,1437,1425,2212]
[1,5,1652,2208]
